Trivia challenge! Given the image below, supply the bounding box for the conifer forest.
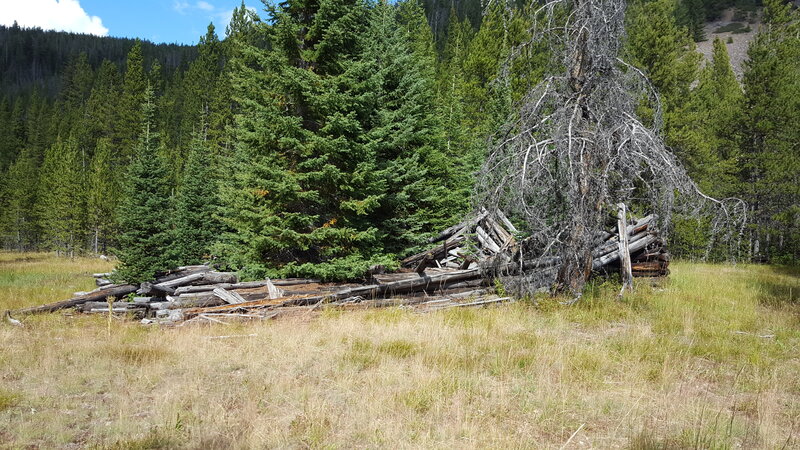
[0,0,798,285]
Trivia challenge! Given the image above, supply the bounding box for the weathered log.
[16,283,138,315]
[415,252,434,274]
[617,203,633,292]
[151,266,210,284]
[592,233,658,270]
[475,225,501,253]
[402,235,466,267]
[213,288,247,305]
[428,210,489,244]
[137,282,176,296]
[202,272,239,284]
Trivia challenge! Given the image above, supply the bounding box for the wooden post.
[617,203,633,293]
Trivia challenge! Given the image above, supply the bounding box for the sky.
[0,0,263,45]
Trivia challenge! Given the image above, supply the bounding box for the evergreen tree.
[115,84,176,282]
[223,0,389,279]
[739,0,800,262]
[363,0,461,252]
[173,131,221,265]
[117,41,147,163]
[626,0,700,139]
[0,148,39,250]
[688,37,742,196]
[36,135,85,256]
[85,60,121,144]
[87,137,118,254]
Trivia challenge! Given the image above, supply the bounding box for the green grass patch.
[0,388,21,411]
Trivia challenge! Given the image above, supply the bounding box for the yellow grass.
[1,251,799,448]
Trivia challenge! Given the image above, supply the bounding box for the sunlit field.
[1,251,799,448]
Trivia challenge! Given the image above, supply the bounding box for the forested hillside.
[0,0,797,283]
[0,23,197,98]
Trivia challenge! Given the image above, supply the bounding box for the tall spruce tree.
[87,137,118,254]
[224,0,390,280]
[363,0,461,252]
[0,148,39,250]
[117,41,147,164]
[173,131,221,265]
[36,135,85,256]
[116,84,176,282]
[740,0,800,262]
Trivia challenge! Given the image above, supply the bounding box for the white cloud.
[173,1,190,14]
[0,0,108,36]
[196,1,214,12]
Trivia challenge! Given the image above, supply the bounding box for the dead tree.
[476,0,745,296]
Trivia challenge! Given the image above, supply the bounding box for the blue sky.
[0,0,264,45]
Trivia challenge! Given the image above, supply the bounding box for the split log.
[475,225,501,254]
[428,210,489,244]
[15,284,138,315]
[213,288,247,305]
[617,203,633,292]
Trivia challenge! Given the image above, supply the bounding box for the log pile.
[14,208,669,324]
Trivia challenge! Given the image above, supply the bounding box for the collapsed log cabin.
[13,207,669,325]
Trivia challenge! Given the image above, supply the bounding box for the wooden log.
[92,272,111,279]
[163,297,224,309]
[271,278,322,286]
[495,209,518,234]
[415,252,434,274]
[137,282,176,296]
[95,278,112,287]
[213,288,247,305]
[174,280,289,295]
[151,266,210,284]
[153,272,206,290]
[15,284,138,315]
[617,203,633,292]
[475,225,501,253]
[428,210,489,244]
[201,272,239,284]
[401,235,466,267]
[592,233,658,270]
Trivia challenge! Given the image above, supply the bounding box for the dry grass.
[1,251,799,448]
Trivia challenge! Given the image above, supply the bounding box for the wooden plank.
[617,203,634,292]
[213,288,247,305]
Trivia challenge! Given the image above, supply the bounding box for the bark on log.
[15,284,138,315]
[617,203,634,292]
[213,288,247,305]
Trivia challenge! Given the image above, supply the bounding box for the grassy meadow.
[1,251,799,448]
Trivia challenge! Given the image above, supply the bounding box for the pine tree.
[115,84,176,283]
[739,0,800,262]
[36,135,85,256]
[117,41,147,164]
[223,0,391,279]
[626,0,700,138]
[87,137,118,254]
[363,0,461,252]
[689,38,742,196]
[0,148,39,250]
[173,131,221,265]
[85,60,121,144]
